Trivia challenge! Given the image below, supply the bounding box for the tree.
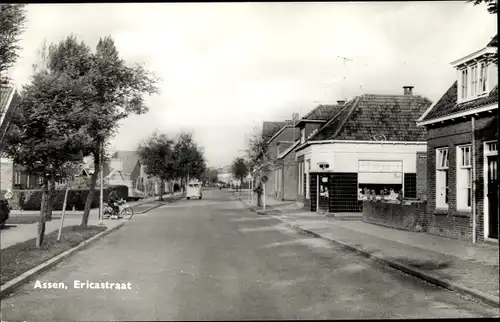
[3,70,92,248]
[468,0,498,14]
[173,132,206,187]
[231,157,248,192]
[137,131,175,201]
[0,4,27,83]
[202,168,219,184]
[75,35,159,228]
[467,1,498,64]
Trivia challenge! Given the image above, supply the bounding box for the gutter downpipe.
[472,116,477,244]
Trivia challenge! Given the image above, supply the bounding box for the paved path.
[237,190,500,302]
[1,193,183,250]
[1,189,498,320]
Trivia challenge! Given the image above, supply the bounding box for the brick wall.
[363,201,427,232]
[416,152,427,200]
[0,160,13,191]
[425,114,497,242]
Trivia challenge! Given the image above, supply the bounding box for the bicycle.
[103,199,134,220]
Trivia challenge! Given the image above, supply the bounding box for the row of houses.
[253,34,498,244]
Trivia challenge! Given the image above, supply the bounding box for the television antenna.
[337,55,353,101]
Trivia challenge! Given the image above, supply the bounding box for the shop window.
[358,160,403,201]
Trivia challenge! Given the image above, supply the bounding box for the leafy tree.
[3,70,92,247]
[231,157,248,192]
[202,168,219,184]
[137,131,175,201]
[0,4,27,83]
[467,1,498,64]
[468,0,498,14]
[173,132,206,186]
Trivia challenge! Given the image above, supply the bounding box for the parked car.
[186,181,202,200]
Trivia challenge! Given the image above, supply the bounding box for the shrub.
[5,185,129,211]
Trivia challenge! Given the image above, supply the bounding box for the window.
[457,145,472,209]
[461,69,468,99]
[471,65,477,97]
[14,172,21,184]
[298,161,304,195]
[358,160,403,201]
[27,175,30,189]
[479,62,487,93]
[300,128,306,144]
[306,160,311,198]
[436,148,449,208]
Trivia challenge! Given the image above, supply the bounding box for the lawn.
[0,225,106,285]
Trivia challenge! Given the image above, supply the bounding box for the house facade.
[293,103,345,206]
[296,88,432,213]
[264,122,299,199]
[417,35,498,243]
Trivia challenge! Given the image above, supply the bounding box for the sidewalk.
[1,193,183,250]
[235,191,500,307]
[8,193,180,216]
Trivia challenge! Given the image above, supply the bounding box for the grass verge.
[0,225,106,285]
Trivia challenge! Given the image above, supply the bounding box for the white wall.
[310,143,426,173]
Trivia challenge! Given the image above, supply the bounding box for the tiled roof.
[487,34,497,47]
[420,81,498,122]
[312,94,432,141]
[112,150,140,174]
[0,85,14,123]
[262,121,287,140]
[302,104,342,121]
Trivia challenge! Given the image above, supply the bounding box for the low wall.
[362,200,427,232]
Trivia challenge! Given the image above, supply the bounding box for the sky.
[8,2,497,168]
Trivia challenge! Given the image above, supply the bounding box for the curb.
[235,194,500,308]
[0,222,125,299]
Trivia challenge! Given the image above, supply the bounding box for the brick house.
[293,103,345,206]
[253,121,287,193]
[264,122,299,200]
[416,35,498,243]
[296,87,432,213]
[275,139,300,201]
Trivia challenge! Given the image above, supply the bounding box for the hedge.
[0,185,129,211]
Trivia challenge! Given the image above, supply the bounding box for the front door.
[487,155,498,239]
[318,174,330,214]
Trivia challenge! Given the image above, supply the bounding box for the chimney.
[337,100,345,106]
[403,86,414,96]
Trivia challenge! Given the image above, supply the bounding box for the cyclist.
[107,189,120,216]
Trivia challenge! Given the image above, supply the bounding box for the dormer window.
[479,62,487,93]
[461,69,468,99]
[471,65,477,97]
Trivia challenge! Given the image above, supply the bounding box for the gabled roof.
[0,85,20,154]
[418,82,498,124]
[311,94,432,142]
[296,104,341,127]
[277,140,300,160]
[262,121,287,140]
[112,150,140,174]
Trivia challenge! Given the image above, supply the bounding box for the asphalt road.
[1,189,498,321]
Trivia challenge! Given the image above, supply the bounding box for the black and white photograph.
[0,1,499,320]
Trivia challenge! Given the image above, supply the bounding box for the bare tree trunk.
[36,178,49,248]
[81,151,99,228]
[45,179,55,222]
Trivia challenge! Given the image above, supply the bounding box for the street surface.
[1,189,498,321]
